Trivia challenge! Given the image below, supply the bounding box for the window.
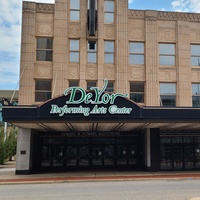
[69,40,79,63]
[87,81,96,90]
[105,81,114,92]
[36,38,53,61]
[160,83,176,107]
[130,82,144,103]
[105,41,114,64]
[159,44,175,66]
[88,41,97,63]
[129,42,144,65]
[104,0,114,23]
[192,83,200,107]
[35,80,52,102]
[191,45,200,66]
[69,80,79,87]
[70,0,80,21]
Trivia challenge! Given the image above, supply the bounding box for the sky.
[1,0,200,90]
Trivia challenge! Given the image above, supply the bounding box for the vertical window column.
[192,83,200,107]
[35,80,52,102]
[160,83,176,107]
[105,81,114,92]
[159,44,175,66]
[36,37,53,61]
[130,82,144,103]
[104,0,114,23]
[191,45,200,66]
[69,39,80,63]
[129,42,144,65]
[88,41,97,63]
[70,0,80,21]
[69,80,79,87]
[104,41,114,64]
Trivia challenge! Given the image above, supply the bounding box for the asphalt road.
[0,179,200,200]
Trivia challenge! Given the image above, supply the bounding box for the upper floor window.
[69,80,79,87]
[36,37,53,61]
[105,81,114,92]
[129,42,144,65]
[70,0,80,21]
[130,82,144,103]
[87,81,97,90]
[35,80,52,102]
[192,83,200,107]
[105,41,114,64]
[88,41,97,63]
[160,83,176,107]
[159,44,175,66]
[69,39,79,63]
[104,0,114,23]
[191,45,200,66]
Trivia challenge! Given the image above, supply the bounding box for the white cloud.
[171,0,200,13]
[128,0,134,4]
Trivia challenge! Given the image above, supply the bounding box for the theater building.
[3,0,200,174]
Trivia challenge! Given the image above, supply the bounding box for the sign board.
[50,79,133,117]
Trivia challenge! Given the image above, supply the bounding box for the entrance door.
[117,145,139,167]
[66,145,90,167]
[39,134,141,171]
[91,145,115,166]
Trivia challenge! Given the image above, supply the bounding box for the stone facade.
[19,0,200,107]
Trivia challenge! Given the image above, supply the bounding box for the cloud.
[128,0,134,4]
[0,0,22,89]
[171,0,200,12]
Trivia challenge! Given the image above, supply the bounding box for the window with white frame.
[105,41,114,64]
[70,0,80,21]
[160,83,176,107]
[129,42,144,65]
[104,0,114,23]
[35,80,52,102]
[192,83,200,107]
[191,45,200,66]
[159,43,175,66]
[36,37,53,61]
[130,82,144,103]
[88,41,97,63]
[69,39,79,63]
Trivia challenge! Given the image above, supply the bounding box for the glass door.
[117,145,127,165]
[104,145,115,166]
[92,145,103,166]
[128,145,139,166]
[78,145,90,166]
[66,145,77,166]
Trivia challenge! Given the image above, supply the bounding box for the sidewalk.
[1,161,200,185]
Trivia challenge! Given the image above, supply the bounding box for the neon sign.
[50,80,132,116]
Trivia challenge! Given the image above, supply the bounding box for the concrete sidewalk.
[1,161,200,185]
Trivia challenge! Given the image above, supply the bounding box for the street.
[0,179,200,200]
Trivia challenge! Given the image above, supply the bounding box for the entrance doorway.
[160,135,200,170]
[39,132,141,171]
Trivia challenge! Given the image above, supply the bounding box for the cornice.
[129,9,200,22]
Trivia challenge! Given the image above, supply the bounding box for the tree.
[0,128,5,164]
[0,127,17,164]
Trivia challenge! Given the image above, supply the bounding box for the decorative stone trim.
[36,3,54,14]
[129,9,200,22]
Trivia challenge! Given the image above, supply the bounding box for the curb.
[1,174,200,185]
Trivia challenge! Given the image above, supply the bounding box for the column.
[145,11,160,106]
[16,128,32,174]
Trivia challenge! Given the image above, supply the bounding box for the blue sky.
[0,0,200,90]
